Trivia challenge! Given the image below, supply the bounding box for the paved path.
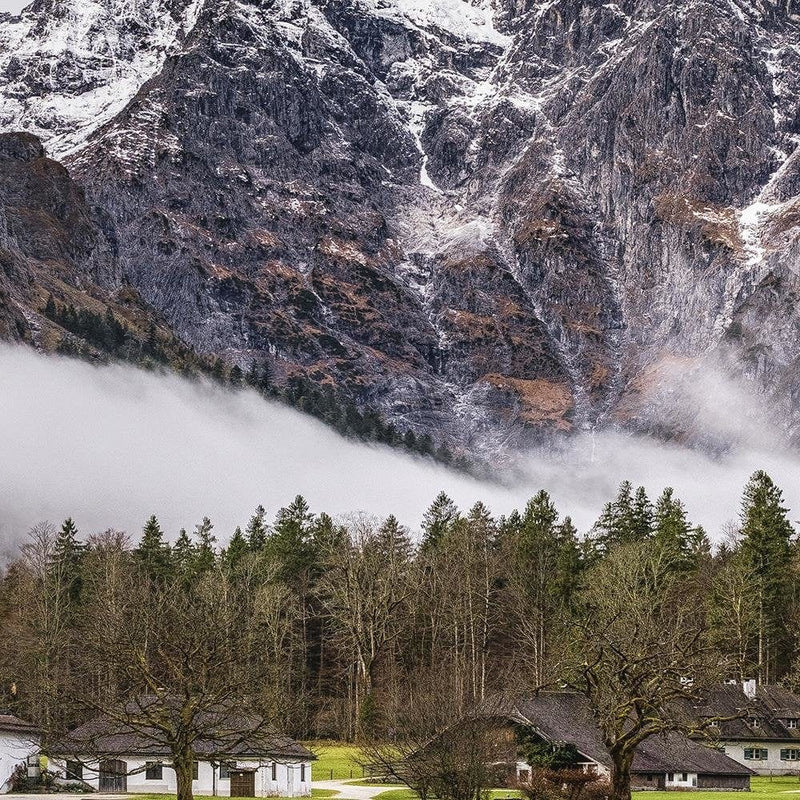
[312,778,397,799]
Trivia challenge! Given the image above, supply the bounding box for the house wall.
[697,775,751,790]
[631,773,665,790]
[720,742,800,776]
[49,756,312,797]
[0,731,40,794]
[665,771,698,788]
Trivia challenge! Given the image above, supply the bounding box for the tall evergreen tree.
[270,496,316,583]
[421,491,460,550]
[172,528,195,576]
[193,517,217,573]
[246,505,268,552]
[52,518,85,603]
[135,515,171,581]
[376,514,413,564]
[222,527,249,572]
[593,481,653,551]
[739,471,796,681]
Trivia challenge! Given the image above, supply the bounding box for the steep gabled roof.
[0,714,40,736]
[508,693,753,777]
[634,732,752,776]
[51,700,313,761]
[511,694,611,768]
[673,684,800,741]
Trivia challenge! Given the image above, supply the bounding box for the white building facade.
[48,755,312,797]
[0,715,40,794]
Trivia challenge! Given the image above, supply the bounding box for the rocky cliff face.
[2,0,800,454]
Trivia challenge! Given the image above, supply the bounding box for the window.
[301,763,306,782]
[65,761,83,781]
[219,762,231,780]
[749,717,761,728]
[744,748,769,760]
[192,761,199,781]
[788,719,798,729]
[781,749,800,761]
[668,774,674,782]
[681,773,687,782]
[271,762,277,781]
[145,763,163,781]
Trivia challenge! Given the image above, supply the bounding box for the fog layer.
[1,344,797,551]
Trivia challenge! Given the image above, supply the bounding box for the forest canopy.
[0,470,797,750]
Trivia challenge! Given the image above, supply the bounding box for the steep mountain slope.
[2,0,800,452]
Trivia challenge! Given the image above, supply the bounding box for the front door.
[98,759,127,793]
[230,770,255,797]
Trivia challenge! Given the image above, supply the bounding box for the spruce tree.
[739,470,796,681]
[593,481,653,551]
[271,495,316,584]
[52,518,85,603]
[172,528,195,575]
[420,491,459,550]
[246,505,268,552]
[222,526,249,572]
[376,514,413,563]
[135,515,171,581]
[193,517,217,573]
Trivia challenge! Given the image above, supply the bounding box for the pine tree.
[135,515,171,581]
[552,516,583,607]
[420,491,459,550]
[222,527,249,572]
[593,481,653,551]
[270,495,316,583]
[172,528,195,575]
[739,471,796,681]
[312,512,347,554]
[52,518,85,603]
[376,514,413,563]
[193,517,217,573]
[246,505,269,552]
[229,365,243,386]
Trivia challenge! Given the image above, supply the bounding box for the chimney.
[743,679,757,700]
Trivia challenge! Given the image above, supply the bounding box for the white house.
[681,681,800,776]
[48,703,314,797]
[0,714,40,794]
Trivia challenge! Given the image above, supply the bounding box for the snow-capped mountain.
[2,0,800,453]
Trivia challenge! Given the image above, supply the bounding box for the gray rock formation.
[2,0,800,453]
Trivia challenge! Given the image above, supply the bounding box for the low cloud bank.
[1,344,797,554]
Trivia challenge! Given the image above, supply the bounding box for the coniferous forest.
[0,470,797,748]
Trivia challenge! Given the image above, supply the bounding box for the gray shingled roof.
[0,714,40,735]
[673,684,800,742]
[508,693,752,777]
[52,701,313,761]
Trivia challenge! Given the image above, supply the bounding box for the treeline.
[43,296,461,468]
[0,470,796,742]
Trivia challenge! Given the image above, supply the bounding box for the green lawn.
[304,741,365,781]
[320,776,800,800]
[632,776,800,800]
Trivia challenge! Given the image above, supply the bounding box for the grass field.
[632,776,800,800]
[307,774,800,800]
[304,741,365,781]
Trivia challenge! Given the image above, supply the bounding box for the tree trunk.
[173,750,195,800]
[611,752,634,800]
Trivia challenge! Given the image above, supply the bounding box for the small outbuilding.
[0,714,40,794]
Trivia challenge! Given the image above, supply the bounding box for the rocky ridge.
[2,0,800,454]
